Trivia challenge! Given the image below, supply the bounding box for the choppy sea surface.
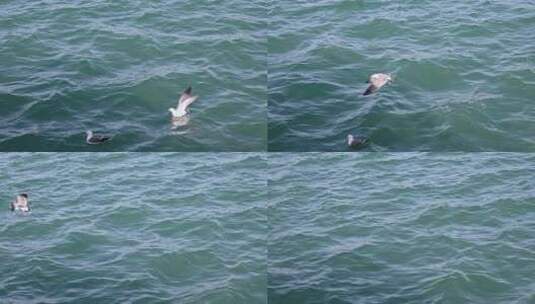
[269,153,535,303]
[0,153,266,303]
[0,1,267,151]
[268,1,535,151]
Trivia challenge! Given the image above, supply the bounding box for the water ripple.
[268,1,535,151]
[0,153,267,303]
[0,1,267,151]
[268,153,535,303]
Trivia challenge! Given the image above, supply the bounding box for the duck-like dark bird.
[10,194,30,212]
[347,134,368,148]
[86,130,111,145]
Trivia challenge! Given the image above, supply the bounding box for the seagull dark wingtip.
[363,85,375,96]
[184,86,192,95]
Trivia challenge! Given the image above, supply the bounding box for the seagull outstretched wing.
[176,86,199,116]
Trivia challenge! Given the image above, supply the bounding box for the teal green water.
[268,1,535,151]
[269,153,535,303]
[0,1,267,151]
[0,153,267,303]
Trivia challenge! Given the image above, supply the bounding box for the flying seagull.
[363,73,392,95]
[10,194,30,212]
[86,130,111,145]
[347,134,368,148]
[169,86,198,119]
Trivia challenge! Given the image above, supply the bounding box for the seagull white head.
[86,130,93,138]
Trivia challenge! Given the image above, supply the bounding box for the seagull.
[169,86,198,120]
[86,130,111,145]
[363,73,392,95]
[10,194,30,212]
[347,134,368,148]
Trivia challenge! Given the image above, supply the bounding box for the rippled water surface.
[269,153,535,303]
[0,153,266,303]
[268,1,535,151]
[0,1,267,151]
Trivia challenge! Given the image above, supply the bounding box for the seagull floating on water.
[169,86,199,125]
[363,73,392,95]
[347,134,368,148]
[86,130,111,145]
[10,194,30,213]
